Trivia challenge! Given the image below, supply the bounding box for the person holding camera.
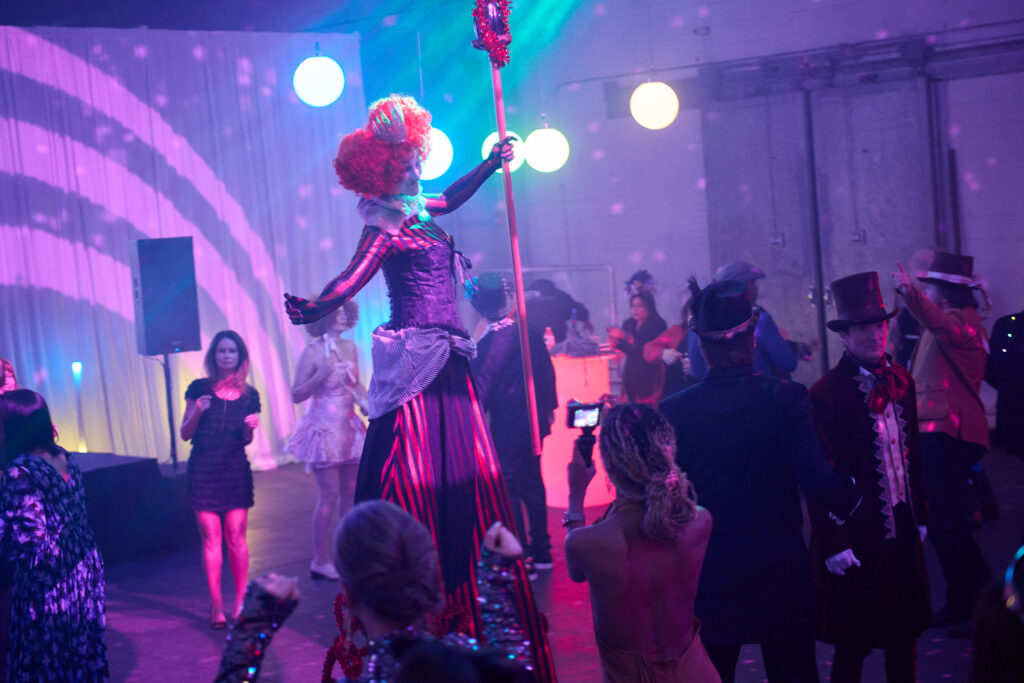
[564,403,719,682]
[660,278,861,683]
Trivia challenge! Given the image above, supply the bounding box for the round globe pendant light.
[293,55,345,107]
[481,131,525,173]
[421,128,454,181]
[525,127,570,173]
[629,81,679,130]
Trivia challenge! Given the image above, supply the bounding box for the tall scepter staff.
[472,0,543,457]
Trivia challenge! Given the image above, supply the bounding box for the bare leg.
[223,508,249,619]
[195,510,225,621]
[336,462,359,523]
[312,466,341,566]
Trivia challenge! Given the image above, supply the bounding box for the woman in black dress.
[180,330,261,629]
[0,389,109,681]
[608,271,667,404]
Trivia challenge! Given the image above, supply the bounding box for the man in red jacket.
[893,253,992,636]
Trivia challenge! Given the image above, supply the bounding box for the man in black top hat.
[687,260,799,381]
[469,273,558,570]
[660,278,861,683]
[808,272,931,682]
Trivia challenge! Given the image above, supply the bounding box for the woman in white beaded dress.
[286,299,368,580]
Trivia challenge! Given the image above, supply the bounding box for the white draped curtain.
[0,26,385,468]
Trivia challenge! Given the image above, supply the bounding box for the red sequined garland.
[472,0,512,68]
[321,592,370,683]
[436,601,475,637]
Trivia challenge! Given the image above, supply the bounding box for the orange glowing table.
[541,353,617,508]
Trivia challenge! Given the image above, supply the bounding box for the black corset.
[383,243,467,335]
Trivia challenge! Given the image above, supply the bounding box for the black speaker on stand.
[131,237,201,467]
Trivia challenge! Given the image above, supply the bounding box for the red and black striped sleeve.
[314,226,392,306]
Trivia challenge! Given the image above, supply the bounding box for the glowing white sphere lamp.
[421,128,454,180]
[525,127,570,173]
[293,55,345,107]
[629,81,679,130]
[481,131,525,173]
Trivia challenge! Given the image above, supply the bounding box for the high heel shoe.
[210,607,228,630]
[310,559,340,580]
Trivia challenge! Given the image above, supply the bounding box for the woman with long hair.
[180,330,261,629]
[0,389,109,680]
[564,403,719,682]
[283,94,554,677]
[608,271,668,404]
[286,300,367,580]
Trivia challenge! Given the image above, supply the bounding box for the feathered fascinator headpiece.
[625,270,657,297]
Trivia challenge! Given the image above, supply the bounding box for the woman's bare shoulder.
[678,506,713,548]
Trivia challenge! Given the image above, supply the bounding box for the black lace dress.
[184,379,261,511]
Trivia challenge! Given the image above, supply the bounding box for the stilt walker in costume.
[809,272,931,683]
[284,94,555,680]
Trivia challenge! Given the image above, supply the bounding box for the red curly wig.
[332,94,432,198]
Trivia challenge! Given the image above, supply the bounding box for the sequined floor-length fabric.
[356,355,556,681]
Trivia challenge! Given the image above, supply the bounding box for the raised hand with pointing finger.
[891,262,913,295]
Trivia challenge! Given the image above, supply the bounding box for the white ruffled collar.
[357,192,426,232]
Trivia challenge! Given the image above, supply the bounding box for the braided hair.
[598,404,698,540]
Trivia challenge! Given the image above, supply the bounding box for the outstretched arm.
[788,386,861,521]
[215,573,300,683]
[285,227,391,325]
[425,136,515,216]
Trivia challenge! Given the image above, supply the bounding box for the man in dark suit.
[470,273,559,570]
[660,278,861,683]
[809,272,931,681]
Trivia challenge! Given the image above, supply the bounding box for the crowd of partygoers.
[2,93,1024,683]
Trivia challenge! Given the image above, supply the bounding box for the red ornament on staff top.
[472,0,512,68]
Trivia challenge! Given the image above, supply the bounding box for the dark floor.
[105,447,1024,682]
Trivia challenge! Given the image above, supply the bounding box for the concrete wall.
[449,1,1024,384]
[949,72,1024,323]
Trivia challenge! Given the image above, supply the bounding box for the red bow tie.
[866,366,908,414]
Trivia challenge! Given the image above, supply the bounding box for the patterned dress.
[184,379,261,512]
[0,451,109,681]
[285,342,366,471]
